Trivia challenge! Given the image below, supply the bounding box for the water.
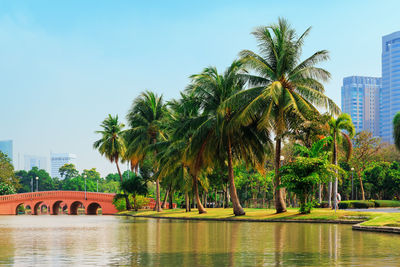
[0,215,399,266]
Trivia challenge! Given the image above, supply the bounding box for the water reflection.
[0,216,399,266]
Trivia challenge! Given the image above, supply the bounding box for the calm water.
[0,215,399,266]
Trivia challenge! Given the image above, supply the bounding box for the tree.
[349,131,381,200]
[186,61,271,216]
[15,167,53,192]
[93,114,132,210]
[0,152,19,190]
[328,114,355,208]
[121,174,148,211]
[125,91,166,212]
[393,112,400,150]
[229,18,339,213]
[59,164,79,179]
[0,182,15,195]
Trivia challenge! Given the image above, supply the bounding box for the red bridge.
[0,191,118,215]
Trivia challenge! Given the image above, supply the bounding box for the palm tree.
[186,61,271,216]
[121,174,148,211]
[328,113,355,207]
[227,18,339,213]
[93,114,132,210]
[125,91,166,212]
[393,112,400,150]
[157,93,208,213]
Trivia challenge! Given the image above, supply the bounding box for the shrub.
[338,200,374,209]
[113,194,151,211]
[373,200,400,207]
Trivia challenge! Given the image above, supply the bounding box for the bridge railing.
[0,191,116,203]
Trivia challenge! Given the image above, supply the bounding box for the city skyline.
[1,1,400,175]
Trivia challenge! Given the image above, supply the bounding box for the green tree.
[328,114,355,208]
[186,61,271,216]
[15,167,53,192]
[125,91,166,212]
[229,18,339,213]
[0,152,19,190]
[121,174,148,211]
[93,114,132,210]
[59,163,79,179]
[0,182,15,195]
[393,112,400,151]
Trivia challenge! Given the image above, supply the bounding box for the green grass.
[120,208,388,223]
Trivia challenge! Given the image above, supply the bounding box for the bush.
[317,201,329,208]
[373,200,400,207]
[112,194,150,211]
[338,200,375,209]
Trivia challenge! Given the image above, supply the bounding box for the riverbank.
[119,208,400,233]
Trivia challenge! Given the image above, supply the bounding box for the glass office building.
[341,76,381,136]
[0,140,13,164]
[381,31,400,143]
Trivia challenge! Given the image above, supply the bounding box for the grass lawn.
[119,208,397,225]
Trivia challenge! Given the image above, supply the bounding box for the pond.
[0,215,399,266]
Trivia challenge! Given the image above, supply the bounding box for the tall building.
[51,153,77,179]
[24,155,47,171]
[341,76,381,136]
[381,31,400,143]
[0,140,13,164]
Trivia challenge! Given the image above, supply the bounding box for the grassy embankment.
[119,207,400,227]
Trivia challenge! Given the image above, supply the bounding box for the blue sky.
[1,0,399,175]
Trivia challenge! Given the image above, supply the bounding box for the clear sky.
[1,0,399,176]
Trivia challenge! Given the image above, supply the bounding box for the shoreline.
[116,208,400,234]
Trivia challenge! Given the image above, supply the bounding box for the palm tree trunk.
[116,161,132,210]
[328,182,332,208]
[333,133,338,211]
[161,186,170,209]
[274,137,287,213]
[358,170,366,200]
[154,178,162,212]
[169,190,173,209]
[185,192,189,212]
[227,136,245,216]
[192,175,206,213]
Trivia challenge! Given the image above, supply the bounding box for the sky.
[1,0,400,176]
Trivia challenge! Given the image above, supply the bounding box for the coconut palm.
[186,61,271,216]
[93,114,132,210]
[393,112,400,150]
[328,113,355,207]
[226,18,339,213]
[156,93,208,213]
[125,91,166,212]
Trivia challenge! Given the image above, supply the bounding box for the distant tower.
[24,155,47,171]
[341,76,381,136]
[0,140,13,164]
[380,31,400,143]
[50,153,77,178]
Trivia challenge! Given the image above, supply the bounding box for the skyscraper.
[0,140,13,164]
[381,31,400,143]
[341,76,381,136]
[24,155,47,171]
[51,153,77,179]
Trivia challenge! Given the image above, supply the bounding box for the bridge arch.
[70,201,84,215]
[87,202,101,215]
[15,203,25,215]
[52,201,68,215]
[33,201,44,215]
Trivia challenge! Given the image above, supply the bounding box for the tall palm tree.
[157,93,208,213]
[393,112,400,150]
[186,61,271,216]
[125,91,166,212]
[226,18,339,213]
[93,114,132,210]
[328,113,355,207]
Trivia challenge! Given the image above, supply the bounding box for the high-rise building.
[24,155,47,171]
[380,31,400,143]
[341,76,381,136]
[50,153,77,179]
[0,140,13,164]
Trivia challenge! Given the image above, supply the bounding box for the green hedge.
[373,200,400,207]
[338,200,375,209]
[338,200,400,209]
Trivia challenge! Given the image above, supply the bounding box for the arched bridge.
[0,191,118,215]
